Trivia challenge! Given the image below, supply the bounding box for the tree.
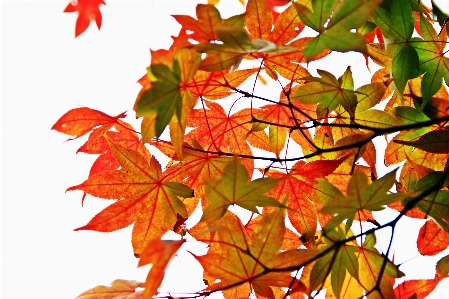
[54,0,449,298]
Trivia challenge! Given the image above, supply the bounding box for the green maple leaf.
[373,0,420,94]
[201,157,285,222]
[357,233,404,297]
[321,169,405,232]
[394,129,449,154]
[407,171,449,232]
[294,0,382,61]
[412,14,449,105]
[310,226,360,299]
[292,67,358,118]
[135,49,200,138]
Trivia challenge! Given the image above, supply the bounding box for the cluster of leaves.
[57,0,449,298]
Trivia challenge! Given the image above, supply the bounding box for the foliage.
[56,0,449,298]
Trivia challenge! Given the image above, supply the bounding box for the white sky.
[1,0,449,298]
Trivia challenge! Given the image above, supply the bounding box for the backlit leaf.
[52,107,126,140]
[321,169,404,231]
[265,158,345,243]
[186,100,272,174]
[136,49,201,159]
[67,141,191,256]
[138,239,185,298]
[417,219,449,256]
[56,1,449,297]
[194,209,319,295]
[75,279,144,299]
[294,0,382,61]
[355,109,402,129]
[173,4,245,43]
[358,233,404,297]
[394,277,445,299]
[64,0,105,37]
[394,130,449,153]
[412,15,449,104]
[201,157,283,222]
[151,141,230,198]
[374,0,421,94]
[292,68,358,118]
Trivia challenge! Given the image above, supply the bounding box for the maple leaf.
[264,158,345,244]
[307,226,361,299]
[417,219,449,256]
[67,140,192,256]
[64,0,105,37]
[51,107,126,140]
[192,12,298,72]
[173,4,245,43]
[294,67,398,131]
[201,157,284,223]
[293,0,382,61]
[357,233,404,297]
[138,239,185,298]
[194,208,319,297]
[135,49,201,160]
[78,120,151,176]
[75,279,144,299]
[385,122,448,171]
[394,271,449,299]
[188,68,258,100]
[407,171,449,232]
[150,140,231,198]
[394,129,449,153]
[373,0,421,94]
[186,100,272,174]
[411,15,449,103]
[292,68,358,118]
[245,1,323,83]
[72,120,150,206]
[321,169,405,232]
[253,99,315,158]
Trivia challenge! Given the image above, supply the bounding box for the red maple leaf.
[64,0,106,37]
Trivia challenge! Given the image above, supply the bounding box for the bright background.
[1,0,449,298]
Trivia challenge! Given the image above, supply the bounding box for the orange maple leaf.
[254,99,316,158]
[138,239,185,298]
[51,107,126,140]
[186,100,272,174]
[75,279,144,299]
[265,158,345,243]
[417,219,449,256]
[246,1,331,83]
[75,120,150,206]
[150,140,231,199]
[173,4,245,43]
[188,69,257,100]
[194,208,318,298]
[394,277,445,299]
[67,140,193,256]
